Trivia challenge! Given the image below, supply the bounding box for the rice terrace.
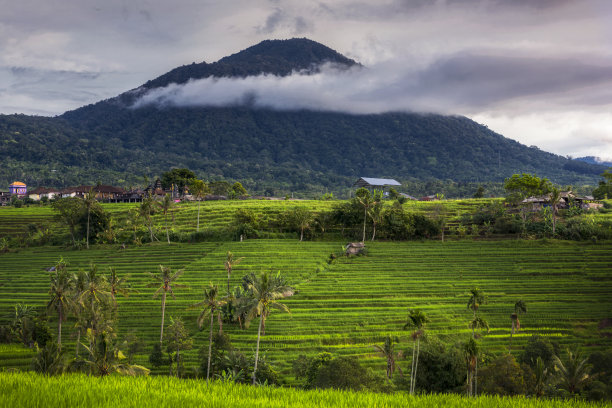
[0,186,611,406]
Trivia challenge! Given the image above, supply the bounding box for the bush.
[479,354,528,396]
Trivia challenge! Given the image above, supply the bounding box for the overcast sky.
[1,0,612,161]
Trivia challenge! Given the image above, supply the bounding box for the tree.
[243,271,294,385]
[47,258,74,350]
[592,169,612,199]
[51,197,84,246]
[474,185,485,198]
[372,335,401,381]
[463,337,479,397]
[84,188,96,249]
[190,283,226,382]
[367,191,384,241]
[107,267,133,311]
[504,173,552,200]
[157,194,174,244]
[81,328,150,376]
[139,194,157,243]
[147,265,187,345]
[509,300,527,353]
[231,182,248,198]
[354,188,373,242]
[160,168,196,196]
[467,288,486,335]
[164,317,193,378]
[78,264,111,340]
[479,354,527,396]
[189,179,210,232]
[553,347,591,394]
[11,304,37,347]
[224,252,244,295]
[288,207,314,241]
[548,187,562,236]
[404,309,430,394]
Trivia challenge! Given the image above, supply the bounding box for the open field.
[0,372,607,408]
[1,238,610,381]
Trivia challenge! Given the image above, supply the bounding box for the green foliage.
[160,168,196,193]
[504,173,552,202]
[310,355,377,391]
[479,354,528,396]
[592,169,612,199]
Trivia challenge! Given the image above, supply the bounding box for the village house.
[521,191,602,211]
[9,181,27,196]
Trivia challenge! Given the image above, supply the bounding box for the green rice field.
[0,237,610,380]
[0,372,606,408]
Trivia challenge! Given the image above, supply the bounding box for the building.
[28,187,61,201]
[9,181,27,196]
[353,177,401,190]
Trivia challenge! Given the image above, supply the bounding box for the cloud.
[133,53,612,116]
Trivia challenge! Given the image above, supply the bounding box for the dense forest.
[0,39,606,196]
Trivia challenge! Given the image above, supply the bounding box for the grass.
[0,372,606,408]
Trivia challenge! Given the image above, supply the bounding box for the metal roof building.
[353,177,401,189]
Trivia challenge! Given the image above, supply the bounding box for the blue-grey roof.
[354,177,401,187]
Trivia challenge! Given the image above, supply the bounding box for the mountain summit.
[141,38,358,90]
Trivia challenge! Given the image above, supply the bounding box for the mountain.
[0,38,606,195]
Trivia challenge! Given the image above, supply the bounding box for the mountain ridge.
[0,38,606,194]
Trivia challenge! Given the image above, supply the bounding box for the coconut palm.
[47,258,74,350]
[404,309,430,394]
[368,191,384,241]
[190,179,209,232]
[78,264,110,339]
[548,187,562,235]
[373,335,401,381]
[138,194,157,243]
[355,188,373,242]
[190,283,226,382]
[509,299,527,352]
[147,265,186,345]
[157,194,174,244]
[11,304,36,347]
[533,356,548,397]
[107,267,134,310]
[553,347,591,394]
[467,288,486,321]
[243,271,294,385]
[224,252,244,295]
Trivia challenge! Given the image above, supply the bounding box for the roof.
[353,177,401,188]
[9,181,26,186]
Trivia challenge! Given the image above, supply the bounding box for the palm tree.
[509,299,527,352]
[533,356,548,397]
[78,264,110,339]
[463,337,479,397]
[190,179,209,232]
[553,347,591,394]
[84,188,96,249]
[373,335,401,381]
[224,252,244,295]
[404,309,430,394]
[47,258,74,350]
[138,194,157,243]
[11,304,36,347]
[243,271,294,385]
[467,288,486,336]
[548,187,562,236]
[157,194,174,244]
[147,265,186,345]
[190,283,226,382]
[71,269,88,357]
[107,267,134,310]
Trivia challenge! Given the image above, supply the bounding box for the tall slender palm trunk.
[57,306,63,350]
[362,207,367,242]
[410,341,416,394]
[252,315,264,385]
[160,292,167,344]
[197,201,201,232]
[413,338,421,393]
[207,311,214,382]
[86,208,91,249]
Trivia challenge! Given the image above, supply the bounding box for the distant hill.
[576,156,612,168]
[0,38,606,195]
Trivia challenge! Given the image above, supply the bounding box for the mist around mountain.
[0,38,606,196]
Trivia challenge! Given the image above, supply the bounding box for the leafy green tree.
[474,185,485,198]
[191,283,227,382]
[230,182,248,198]
[592,169,612,199]
[243,271,294,385]
[46,258,74,350]
[81,328,150,376]
[189,179,210,232]
[509,300,527,353]
[479,354,527,396]
[164,317,193,378]
[553,347,591,394]
[404,309,430,394]
[161,168,196,195]
[373,335,401,381]
[288,207,314,241]
[147,265,186,345]
[11,304,37,347]
[157,194,174,244]
[209,180,231,196]
[51,197,84,246]
[504,173,552,200]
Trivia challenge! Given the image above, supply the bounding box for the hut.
[345,242,365,256]
[353,177,401,190]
